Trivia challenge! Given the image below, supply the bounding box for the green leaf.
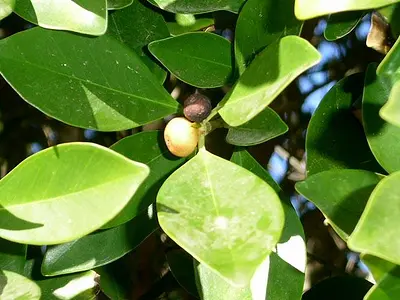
[36,270,98,300]
[295,0,400,20]
[348,171,400,265]
[365,267,400,299]
[0,0,14,21]
[108,0,169,83]
[104,131,185,228]
[14,0,107,35]
[149,33,233,88]
[377,36,400,77]
[226,107,288,146]
[147,0,246,14]
[167,18,214,36]
[0,239,26,274]
[235,0,303,74]
[0,143,149,245]
[157,149,284,286]
[361,254,396,282]
[0,270,41,300]
[231,149,307,274]
[380,81,400,127]
[0,27,178,131]
[378,3,400,38]
[41,207,158,276]
[107,0,133,9]
[295,169,381,239]
[363,64,400,173]
[96,258,131,300]
[324,11,364,41]
[306,73,383,176]
[219,36,321,127]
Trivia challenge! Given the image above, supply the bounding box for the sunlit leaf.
[147,0,246,14]
[0,0,14,21]
[107,0,133,9]
[167,18,214,36]
[0,270,41,300]
[365,267,400,299]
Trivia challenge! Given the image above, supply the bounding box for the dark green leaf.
[378,3,400,38]
[306,73,383,176]
[348,171,400,265]
[0,27,178,131]
[14,0,107,35]
[108,0,169,83]
[0,0,14,20]
[235,0,302,73]
[0,143,149,245]
[105,131,185,228]
[226,107,288,146]
[107,0,133,9]
[157,149,284,286]
[363,63,400,173]
[296,169,381,239]
[219,36,321,126]
[41,207,158,276]
[0,239,26,274]
[147,0,245,14]
[167,18,214,36]
[295,0,399,20]
[149,33,233,88]
[0,270,41,299]
[324,11,364,41]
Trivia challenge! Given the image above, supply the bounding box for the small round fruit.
[183,93,212,123]
[164,117,199,157]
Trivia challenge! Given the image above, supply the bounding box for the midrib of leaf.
[0,174,137,211]
[0,57,176,109]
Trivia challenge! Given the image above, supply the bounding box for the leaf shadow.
[0,270,6,296]
[0,204,43,230]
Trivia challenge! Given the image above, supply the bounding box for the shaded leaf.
[147,0,246,14]
[324,11,364,41]
[105,131,185,228]
[219,36,321,127]
[226,107,288,146]
[149,33,233,88]
[378,3,400,38]
[107,0,133,9]
[348,171,400,265]
[235,0,302,73]
[0,27,178,131]
[0,143,149,245]
[96,258,131,300]
[41,206,158,276]
[14,0,107,35]
[295,0,399,20]
[296,169,381,239]
[363,63,400,173]
[306,73,383,176]
[167,18,214,36]
[0,239,26,274]
[0,270,41,300]
[157,149,284,286]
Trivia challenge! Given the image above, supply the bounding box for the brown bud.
[183,93,212,123]
[164,117,199,157]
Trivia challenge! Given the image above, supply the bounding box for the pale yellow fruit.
[164,117,199,157]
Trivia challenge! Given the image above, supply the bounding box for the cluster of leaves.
[0,0,400,299]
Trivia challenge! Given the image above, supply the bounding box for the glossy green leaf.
[378,3,400,38]
[41,207,158,276]
[231,149,307,274]
[296,170,381,239]
[235,0,303,73]
[105,131,185,228]
[147,0,246,13]
[0,270,41,300]
[0,143,149,245]
[306,73,383,176]
[0,0,14,20]
[362,254,396,282]
[366,267,400,299]
[324,11,364,41]
[363,64,400,173]
[0,27,178,131]
[380,81,400,127]
[378,36,400,77]
[108,0,169,83]
[226,107,288,146]
[149,33,233,88]
[167,18,214,36]
[107,0,133,9]
[14,0,107,35]
[219,36,321,127]
[348,171,400,265]
[157,149,284,286]
[0,239,26,274]
[295,0,400,20]
[96,258,131,300]
[37,270,98,300]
